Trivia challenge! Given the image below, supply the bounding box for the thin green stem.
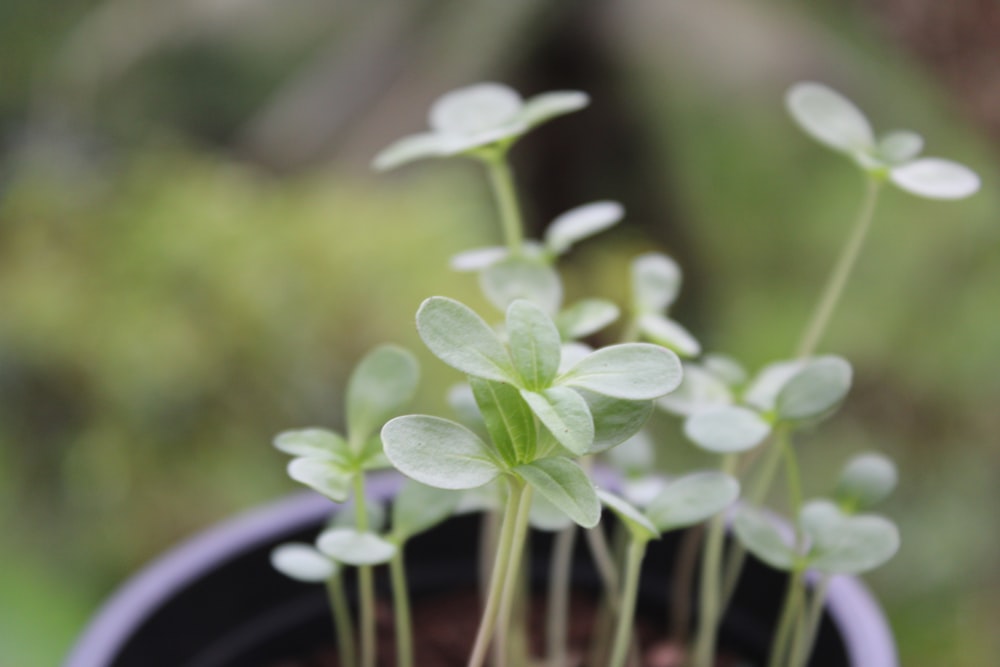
[789,575,832,667]
[326,574,356,667]
[668,524,703,645]
[768,568,805,667]
[546,524,578,667]
[796,177,882,358]
[390,548,414,667]
[352,475,376,667]
[609,539,649,667]
[494,483,535,667]
[484,152,525,253]
[780,435,804,542]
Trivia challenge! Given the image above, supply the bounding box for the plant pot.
[64,471,897,667]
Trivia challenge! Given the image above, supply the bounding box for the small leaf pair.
[631,253,701,358]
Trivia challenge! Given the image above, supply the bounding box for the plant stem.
[608,539,649,667]
[692,454,739,667]
[326,574,356,667]
[353,475,376,667]
[789,575,832,667]
[668,524,703,646]
[485,153,525,253]
[389,547,414,667]
[768,568,805,667]
[796,177,882,358]
[467,479,524,667]
[494,483,535,667]
[547,524,578,667]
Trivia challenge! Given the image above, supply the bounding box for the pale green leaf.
[560,343,683,400]
[506,300,562,389]
[657,364,732,417]
[521,387,594,456]
[528,490,574,532]
[637,314,701,358]
[785,82,874,154]
[683,405,771,453]
[416,297,515,382]
[556,299,620,340]
[381,415,501,490]
[429,82,522,135]
[317,528,397,566]
[515,458,601,528]
[807,512,900,575]
[287,457,353,502]
[271,543,337,582]
[391,480,462,542]
[702,354,748,387]
[557,342,592,375]
[835,452,898,511]
[273,428,350,461]
[645,472,740,533]
[480,256,563,315]
[743,360,804,413]
[605,431,654,476]
[877,130,923,164]
[447,383,488,436]
[598,490,658,541]
[890,157,980,200]
[632,253,682,313]
[733,507,796,571]
[519,90,590,128]
[372,133,450,171]
[450,246,507,272]
[330,499,386,533]
[775,356,852,422]
[346,345,420,446]
[545,201,624,255]
[470,377,536,465]
[579,389,653,454]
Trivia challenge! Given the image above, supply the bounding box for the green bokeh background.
[1,2,997,666]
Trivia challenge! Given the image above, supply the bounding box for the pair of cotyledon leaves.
[381,296,682,528]
[787,82,979,199]
[631,253,702,358]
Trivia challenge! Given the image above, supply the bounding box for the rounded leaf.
[702,354,748,387]
[579,390,654,454]
[450,246,508,272]
[683,405,771,454]
[287,457,353,502]
[556,299,620,340]
[560,343,683,400]
[506,300,562,390]
[632,253,682,313]
[416,297,515,382]
[877,130,923,164]
[346,345,420,446]
[545,201,624,255]
[597,490,658,542]
[775,356,852,422]
[391,480,462,542]
[808,514,900,575]
[521,387,594,456]
[733,507,796,571]
[429,83,523,135]
[471,377,536,465]
[835,452,898,511]
[637,314,701,357]
[372,132,450,171]
[528,491,574,532]
[271,543,337,582]
[515,458,601,529]
[657,364,732,417]
[317,528,397,566]
[274,428,349,460]
[889,157,980,200]
[744,360,805,413]
[382,415,501,490]
[645,472,740,533]
[480,256,563,315]
[519,90,590,128]
[785,82,874,154]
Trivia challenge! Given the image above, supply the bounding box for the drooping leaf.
[480,256,563,316]
[515,458,601,528]
[877,131,923,164]
[274,429,350,461]
[317,528,398,566]
[521,387,594,456]
[637,314,701,358]
[632,253,682,313]
[544,201,624,255]
[579,389,653,454]
[683,405,771,453]
[271,543,338,582]
[470,377,536,465]
[775,356,852,422]
[732,507,796,571]
[382,415,502,490]
[785,82,874,155]
[645,472,740,533]
[346,345,420,447]
[656,364,732,417]
[597,490,658,542]
[556,299,620,340]
[391,480,462,542]
[835,452,898,511]
[287,457,353,502]
[559,343,682,400]
[506,300,562,390]
[429,83,523,135]
[520,90,590,128]
[889,158,980,200]
[416,297,515,382]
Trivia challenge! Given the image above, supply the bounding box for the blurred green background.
[1,1,997,666]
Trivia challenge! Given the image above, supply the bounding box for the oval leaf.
[835,452,898,511]
[372,132,449,171]
[637,314,701,358]
[521,387,594,456]
[645,472,740,533]
[506,300,562,389]
[556,299,620,340]
[515,458,601,529]
[702,354,748,388]
[744,360,805,413]
[520,90,590,128]
[317,528,397,566]
[545,201,624,255]
[391,480,462,542]
[528,490,574,532]
[416,297,515,382]
[683,405,771,453]
[733,507,796,571]
[775,356,852,422]
[274,428,350,461]
[889,157,980,200]
[657,364,733,417]
[579,389,653,454]
[597,490,658,541]
[429,83,522,135]
[632,253,682,313]
[808,514,900,575]
[877,130,923,164]
[785,82,874,154]
[560,343,682,400]
[287,457,353,502]
[450,246,507,272]
[470,377,536,465]
[480,256,563,315]
[346,345,420,446]
[382,415,501,490]
[271,543,337,582]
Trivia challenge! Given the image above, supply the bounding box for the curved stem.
[353,475,376,667]
[608,539,648,667]
[797,177,882,358]
[484,153,525,253]
[390,548,414,667]
[326,574,356,667]
[547,524,578,667]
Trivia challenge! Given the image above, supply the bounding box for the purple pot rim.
[64,470,897,667]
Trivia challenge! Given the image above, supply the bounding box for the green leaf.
[579,390,653,454]
[416,297,515,382]
[330,499,386,533]
[391,480,462,542]
[683,406,771,453]
[521,387,594,456]
[357,435,391,471]
[515,458,601,528]
[744,360,805,413]
[372,133,450,171]
[558,342,592,375]
[732,507,796,571]
[835,452,898,511]
[480,256,563,315]
[645,472,740,533]
[287,457,353,502]
[520,90,590,128]
[450,246,507,272]
[637,314,701,357]
[632,253,682,313]
[785,82,874,155]
[544,201,624,255]
[597,490,658,542]
[702,354,748,388]
[470,377,536,465]
[382,415,501,490]
[657,363,732,417]
[317,528,398,566]
[560,343,682,400]
[271,543,338,582]
[528,491,574,532]
[506,300,562,389]
[804,506,900,575]
[346,345,420,447]
[889,158,980,200]
[429,83,522,135]
[556,299,620,340]
[273,429,350,461]
[775,356,852,422]
[877,130,923,164]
